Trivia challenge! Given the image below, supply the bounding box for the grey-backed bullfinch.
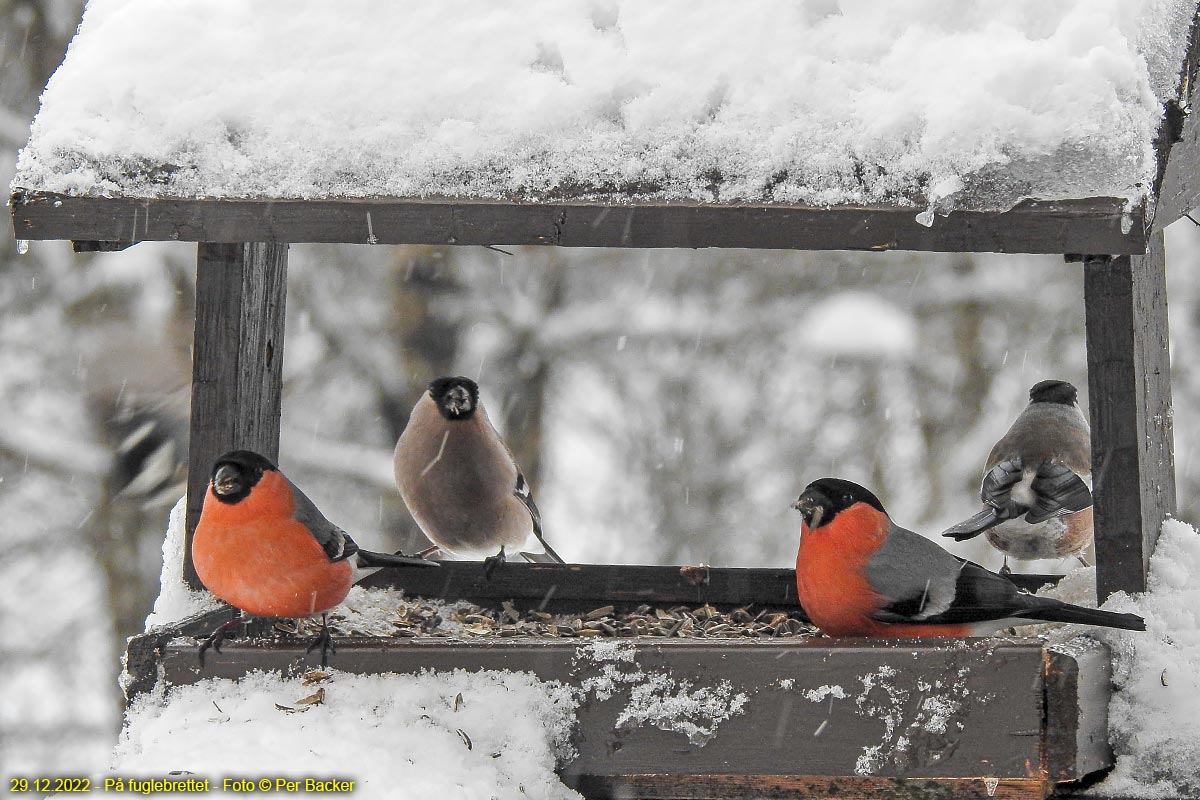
[192,450,437,665]
[942,379,1093,571]
[393,376,564,573]
[793,477,1142,637]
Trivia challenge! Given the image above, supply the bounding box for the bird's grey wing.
[287,477,357,563]
[865,522,966,622]
[514,472,564,563]
[866,522,1025,625]
[979,458,1028,516]
[1024,462,1092,524]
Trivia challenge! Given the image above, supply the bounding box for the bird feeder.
[11,3,1200,797]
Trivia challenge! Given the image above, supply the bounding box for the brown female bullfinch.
[393,376,564,572]
[192,450,437,664]
[942,379,1093,570]
[793,477,1143,637]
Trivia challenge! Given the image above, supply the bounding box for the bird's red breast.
[796,502,968,637]
[192,470,352,618]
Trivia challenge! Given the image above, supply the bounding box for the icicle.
[915,176,964,228]
[366,211,378,245]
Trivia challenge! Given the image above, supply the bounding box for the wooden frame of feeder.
[11,7,1200,798]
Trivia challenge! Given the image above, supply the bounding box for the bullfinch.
[192,450,437,664]
[942,379,1093,569]
[792,477,1143,637]
[393,376,564,573]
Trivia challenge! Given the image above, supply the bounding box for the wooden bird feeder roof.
[10,1,1200,254]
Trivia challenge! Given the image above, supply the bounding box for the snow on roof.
[12,0,1196,217]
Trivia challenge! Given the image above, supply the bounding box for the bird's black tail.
[942,508,1005,541]
[1016,598,1145,631]
[356,549,440,569]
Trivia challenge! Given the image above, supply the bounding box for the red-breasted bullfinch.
[393,377,563,574]
[192,450,437,663]
[942,379,1093,569]
[792,477,1143,637]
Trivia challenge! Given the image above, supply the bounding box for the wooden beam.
[1043,644,1114,782]
[11,191,1145,255]
[143,635,1109,795]
[571,774,1046,800]
[184,243,288,588]
[357,560,1062,614]
[1083,236,1176,600]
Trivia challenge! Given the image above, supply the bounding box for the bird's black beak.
[791,493,824,530]
[213,464,242,496]
[445,387,472,416]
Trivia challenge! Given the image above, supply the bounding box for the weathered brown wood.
[123,607,231,699]
[572,774,1046,800]
[184,243,288,588]
[1083,238,1176,600]
[10,191,1145,254]
[359,560,1062,614]
[1044,644,1114,783]
[159,637,1089,787]
[1151,4,1200,232]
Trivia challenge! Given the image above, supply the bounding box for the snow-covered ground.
[13,0,1196,217]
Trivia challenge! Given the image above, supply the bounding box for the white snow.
[1057,519,1200,798]
[613,673,748,747]
[13,0,1194,214]
[143,496,221,630]
[572,637,748,746]
[112,668,581,800]
[802,684,848,703]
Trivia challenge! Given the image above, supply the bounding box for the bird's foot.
[1077,554,1092,568]
[482,546,507,580]
[198,611,245,666]
[305,614,336,668]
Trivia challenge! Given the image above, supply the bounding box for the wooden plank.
[572,774,1046,800]
[160,637,1063,785]
[184,243,289,588]
[1043,644,1113,783]
[1151,4,1200,231]
[10,191,1145,254]
[359,560,1062,614]
[1083,239,1176,599]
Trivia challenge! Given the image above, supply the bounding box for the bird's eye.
[842,493,853,504]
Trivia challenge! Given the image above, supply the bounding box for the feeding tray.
[125,563,1110,800]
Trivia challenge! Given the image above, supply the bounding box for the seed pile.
[281,589,817,641]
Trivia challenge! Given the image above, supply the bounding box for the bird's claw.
[482,546,506,580]
[198,612,245,666]
[305,615,336,667]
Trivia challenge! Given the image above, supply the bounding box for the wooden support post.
[184,242,289,588]
[1082,231,1175,600]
